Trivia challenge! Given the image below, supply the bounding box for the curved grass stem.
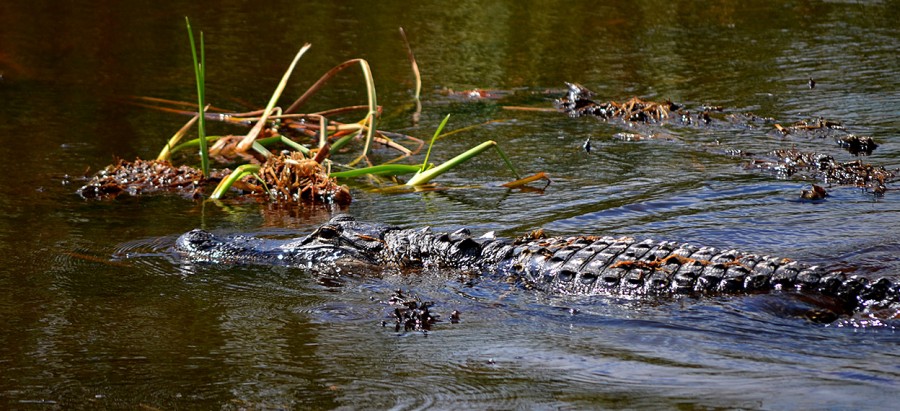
[157,111,200,161]
[210,164,262,199]
[405,115,519,186]
[348,59,377,166]
[237,44,312,154]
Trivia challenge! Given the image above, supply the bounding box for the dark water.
[2,1,900,409]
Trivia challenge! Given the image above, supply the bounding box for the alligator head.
[175,215,399,267]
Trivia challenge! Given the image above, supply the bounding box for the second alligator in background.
[555,82,896,195]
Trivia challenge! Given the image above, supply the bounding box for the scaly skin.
[176,215,900,322]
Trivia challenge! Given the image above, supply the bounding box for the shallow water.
[1,1,899,409]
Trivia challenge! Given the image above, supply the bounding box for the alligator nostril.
[187,229,212,244]
[176,229,215,252]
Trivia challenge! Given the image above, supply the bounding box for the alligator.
[555,82,897,194]
[555,82,859,139]
[176,215,900,323]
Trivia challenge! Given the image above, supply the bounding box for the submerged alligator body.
[176,215,900,323]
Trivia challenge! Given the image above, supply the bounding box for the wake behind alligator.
[176,215,900,324]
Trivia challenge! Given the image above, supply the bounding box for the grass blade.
[330,164,421,178]
[185,17,209,177]
[348,59,377,166]
[399,27,421,101]
[157,111,200,161]
[420,114,451,173]
[405,137,522,187]
[502,171,551,189]
[406,140,497,187]
[236,44,312,153]
[210,164,262,199]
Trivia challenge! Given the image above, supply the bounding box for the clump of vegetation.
[78,20,547,204]
[256,152,351,205]
[77,158,219,199]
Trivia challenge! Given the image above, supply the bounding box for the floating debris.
[556,83,733,128]
[808,77,816,89]
[439,87,509,100]
[257,152,351,206]
[774,117,845,135]
[450,310,461,323]
[611,132,678,143]
[555,83,677,123]
[837,135,878,156]
[800,184,828,200]
[386,289,442,332]
[77,158,221,199]
[556,82,895,196]
[79,153,352,206]
[749,149,896,193]
[612,132,647,142]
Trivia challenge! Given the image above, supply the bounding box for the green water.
[1,1,899,409]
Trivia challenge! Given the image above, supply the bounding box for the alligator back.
[493,235,899,319]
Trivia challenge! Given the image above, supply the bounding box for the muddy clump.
[384,289,444,333]
[749,149,896,194]
[78,153,352,206]
[837,135,878,156]
[256,152,351,206]
[77,158,221,199]
[555,82,679,123]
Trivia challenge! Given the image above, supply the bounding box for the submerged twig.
[503,172,551,189]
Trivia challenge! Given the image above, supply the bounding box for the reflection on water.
[1,0,899,409]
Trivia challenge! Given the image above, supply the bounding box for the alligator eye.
[317,226,340,240]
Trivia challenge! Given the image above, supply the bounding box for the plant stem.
[406,140,497,187]
[185,17,209,177]
[210,164,262,199]
[420,114,451,173]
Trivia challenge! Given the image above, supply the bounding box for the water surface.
[1,1,899,409]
